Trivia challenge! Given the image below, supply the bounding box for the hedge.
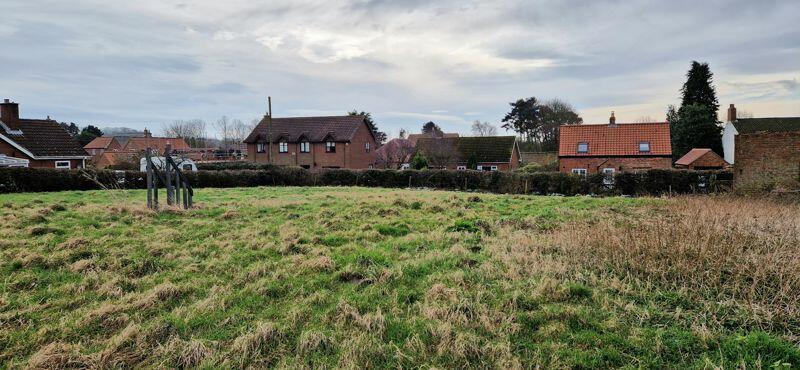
[0,167,732,196]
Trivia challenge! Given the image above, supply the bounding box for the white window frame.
[571,168,587,176]
[299,142,310,153]
[256,143,266,153]
[490,165,498,171]
[326,141,336,153]
[400,163,410,170]
[638,141,651,153]
[577,142,589,153]
[456,165,466,170]
[365,142,370,153]
[55,161,71,169]
[278,141,288,153]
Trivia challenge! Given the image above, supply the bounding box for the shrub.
[0,167,732,197]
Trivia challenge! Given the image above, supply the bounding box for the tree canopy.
[76,125,103,146]
[501,97,582,151]
[348,110,387,145]
[421,121,443,136]
[669,61,722,159]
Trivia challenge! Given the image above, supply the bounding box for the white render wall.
[722,122,738,164]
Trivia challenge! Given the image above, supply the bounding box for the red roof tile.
[84,137,114,149]
[675,148,721,166]
[559,122,671,156]
[122,137,190,152]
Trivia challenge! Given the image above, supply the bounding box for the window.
[478,165,498,171]
[256,143,266,153]
[182,164,193,171]
[491,165,498,171]
[577,142,589,153]
[400,163,410,170]
[55,161,71,169]
[279,142,288,153]
[326,141,336,153]
[300,142,310,153]
[571,168,587,176]
[639,141,651,153]
[365,142,370,153]
[457,165,466,170]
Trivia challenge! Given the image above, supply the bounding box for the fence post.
[146,148,153,209]
[165,144,173,205]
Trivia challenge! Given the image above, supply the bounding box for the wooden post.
[146,148,153,209]
[165,144,173,205]
[174,170,181,206]
[182,178,189,208]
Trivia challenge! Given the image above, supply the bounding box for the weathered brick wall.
[734,132,800,187]
[559,157,672,174]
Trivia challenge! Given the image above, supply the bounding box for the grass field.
[1,187,799,368]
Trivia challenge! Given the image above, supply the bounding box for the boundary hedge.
[0,167,731,196]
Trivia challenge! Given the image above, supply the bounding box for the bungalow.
[415,136,521,171]
[0,99,90,169]
[86,129,191,169]
[243,115,378,169]
[558,113,672,175]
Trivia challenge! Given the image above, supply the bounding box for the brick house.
[674,148,727,170]
[243,115,378,169]
[733,127,800,189]
[722,104,800,164]
[84,137,122,156]
[0,99,90,169]
[558,113,672,175]
[415,136,521,171]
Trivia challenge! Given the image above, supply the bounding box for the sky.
[2,0,799,139]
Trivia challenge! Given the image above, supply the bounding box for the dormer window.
[279,142,288,153]
[638,141,651,153]
[326,141,336,153]
[577,142,589,153]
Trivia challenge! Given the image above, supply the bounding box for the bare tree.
[471,121,498,136]
[230,119,256,151]
[376,139,415,169]
[214,116,231,150]
[162,119,207,148]
[634,116,656,123]
[422,138,458,169]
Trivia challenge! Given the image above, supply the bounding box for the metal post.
[165,144,173,205]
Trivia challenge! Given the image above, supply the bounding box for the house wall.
[734,131,800,187]
[246,122,378,169]
[510,145,521,170]
[0,139,84,168]
[722,123,737,164]
[559,156,673,174]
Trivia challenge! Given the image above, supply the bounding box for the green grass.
[0,187,797,368]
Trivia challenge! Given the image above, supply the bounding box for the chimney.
[609,111,616,126]
[1,99,20,125]
[143,128,152,138]
[727,104,737,122]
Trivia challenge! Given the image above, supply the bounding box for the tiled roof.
[244,115,369,143]
[732,117,800,134]
[1,119,89,157]
[122,137,190,152]
[84,136,115,149]
[559,122,671,156]
[416,136,517,163]
[407,132,459,145]
[675,148,712,166]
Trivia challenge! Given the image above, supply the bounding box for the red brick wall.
[246,122,378,169]
[559,156,672,174]
[0,139,84,168]
[509,146,521,170]
[734,132,800,187]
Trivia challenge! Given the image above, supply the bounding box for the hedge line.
[0,167,731,196]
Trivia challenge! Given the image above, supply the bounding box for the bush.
[0,167,732,196]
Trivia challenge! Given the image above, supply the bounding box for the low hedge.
[0,167,731,196]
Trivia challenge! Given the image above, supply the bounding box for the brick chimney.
[727,104,737,122]
[609,111,617,127]
[143,128,152,138]
[1,99,20,126]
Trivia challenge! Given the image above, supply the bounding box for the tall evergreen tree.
[680,61,719,115]
[670,61,723,159]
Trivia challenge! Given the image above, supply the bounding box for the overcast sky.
[3,0,799,138]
